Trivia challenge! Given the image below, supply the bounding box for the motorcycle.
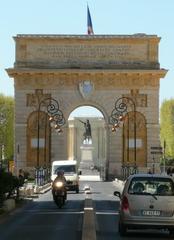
[52,180,67,208]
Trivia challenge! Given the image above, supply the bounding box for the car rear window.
[128,177,174,196]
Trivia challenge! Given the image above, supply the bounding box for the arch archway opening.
[68,105,106,180]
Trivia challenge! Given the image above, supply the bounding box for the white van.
[51,160,80,193]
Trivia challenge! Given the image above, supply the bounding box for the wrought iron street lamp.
[35,97,65,186]
[109,97,137,179]
[36,97,65,168]
[37,98,65,164]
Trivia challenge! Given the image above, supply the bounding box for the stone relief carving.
[123,89,147,107]
[27,89,51,108]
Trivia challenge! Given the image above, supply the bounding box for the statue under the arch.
[79,119,92,144]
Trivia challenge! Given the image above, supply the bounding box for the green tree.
[160,99,174,159]
[0,94,14,165]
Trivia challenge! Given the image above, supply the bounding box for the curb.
[34,183,51,194]
[2,199,15,212]
[39,185,52,194]
[19,183,51,198]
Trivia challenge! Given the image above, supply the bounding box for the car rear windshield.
[128,177,174,196]
[54,165,76,174]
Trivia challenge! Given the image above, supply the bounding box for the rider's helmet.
[56,170,64,177]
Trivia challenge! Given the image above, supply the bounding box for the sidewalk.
[19,182,51,198]
[0,182,52,217]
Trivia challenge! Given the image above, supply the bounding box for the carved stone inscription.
[26,43,148,66]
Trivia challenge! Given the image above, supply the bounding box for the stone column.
[68,125,75,160]
[69,125,77,160]
[104,124,111,180]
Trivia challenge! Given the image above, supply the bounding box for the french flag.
[87,5,94,35]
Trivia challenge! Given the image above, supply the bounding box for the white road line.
[22,210,84,214]
[21,209,119,215]
[96,211,119,215]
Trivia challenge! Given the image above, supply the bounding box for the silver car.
[114,173,174,236]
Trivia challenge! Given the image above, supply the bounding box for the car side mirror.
[113,191,121,198]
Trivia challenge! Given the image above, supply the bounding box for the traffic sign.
[150,151,163,154]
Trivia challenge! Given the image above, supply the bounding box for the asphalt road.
[0,187,84,240]
[0,180,172,240]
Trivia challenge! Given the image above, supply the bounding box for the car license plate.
[142,210,161,216]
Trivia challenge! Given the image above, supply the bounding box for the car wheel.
[118,221,127,236]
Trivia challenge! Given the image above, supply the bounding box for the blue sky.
[0,0,173,107]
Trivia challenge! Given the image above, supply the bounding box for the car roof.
[52,160,77,166]
[127,173,173,180]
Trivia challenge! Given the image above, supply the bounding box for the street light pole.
[110,97,137,179]
[134,109,137,167]
[163,140,166,173]
[44,113,48,167]
[37,109,40,168]
[0,112,6,169]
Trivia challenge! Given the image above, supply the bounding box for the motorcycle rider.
[52,170,67,200]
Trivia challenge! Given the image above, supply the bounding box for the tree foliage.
[0,94,14,162]
[160,99,174,158]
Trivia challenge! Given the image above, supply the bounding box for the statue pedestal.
[79,144,94,170]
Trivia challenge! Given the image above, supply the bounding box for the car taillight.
[121,196,129,211]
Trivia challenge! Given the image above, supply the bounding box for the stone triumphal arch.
[7,34,167,178]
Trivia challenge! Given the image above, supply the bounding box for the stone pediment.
[14,34,160,70]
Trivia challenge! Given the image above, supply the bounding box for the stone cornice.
[6,68,168,79]
[7,68,167,89]
[14,34,160,41]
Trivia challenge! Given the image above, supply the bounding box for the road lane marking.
[21,210,84,214]
[96,211,119,215]
[84,207,93,210]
